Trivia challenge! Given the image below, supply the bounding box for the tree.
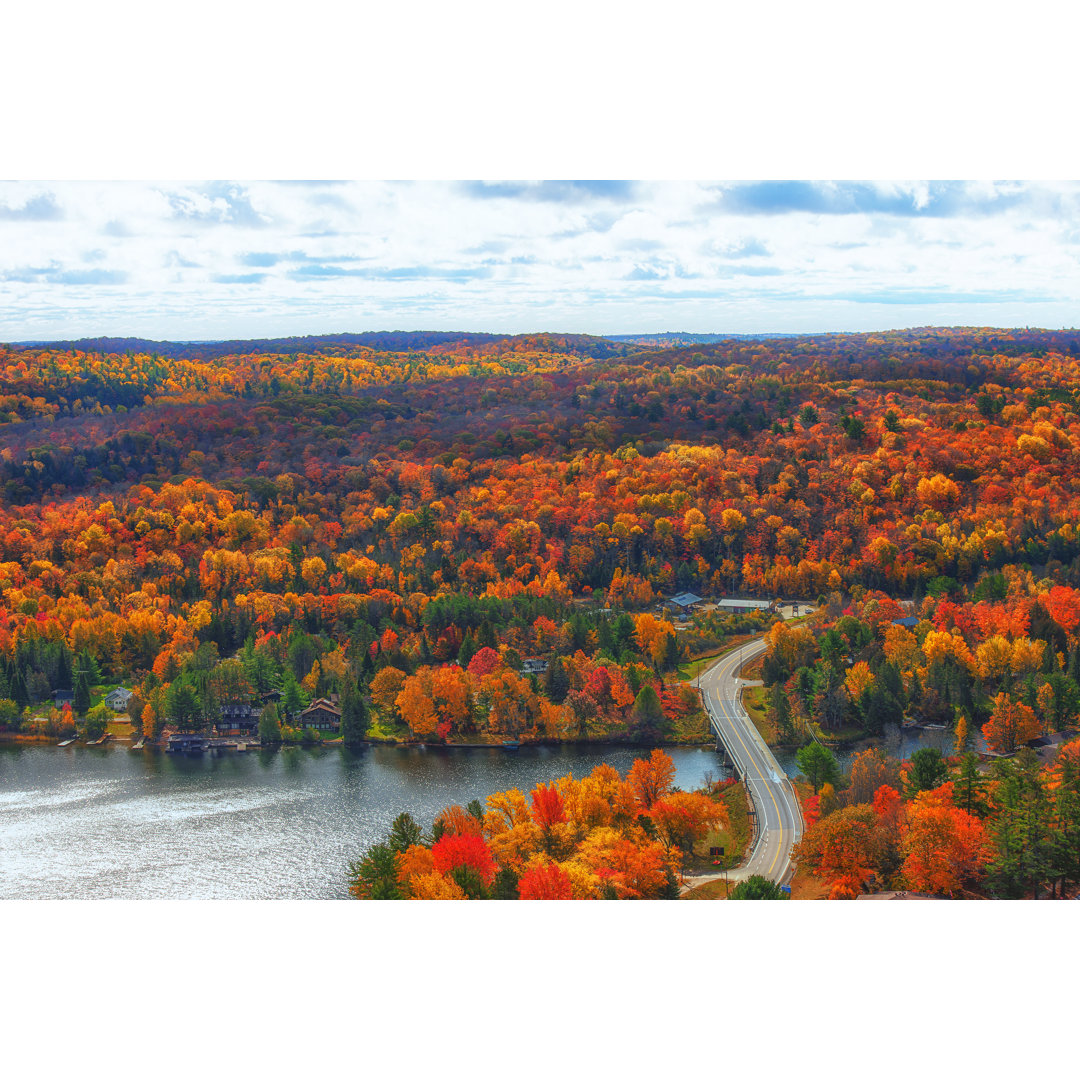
[348,843,402,899]
[907,747,949,795]
[388,812,424,854]
[796,742,840,794]
[339,678,369,745]
[73,670,91,716]
[730,875,786,899]
[518,861,574,899]
[795,804,888,898]
[631,684,666,740]
[167,680,203,731]
[628,749,677,809]
[83,703,111,740]
[982,693,1042,755]
[431,833,497,889]
[902,784,990,896]
[259,702,282,743]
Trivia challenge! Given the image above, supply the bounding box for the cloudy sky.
[2,180,1079,341]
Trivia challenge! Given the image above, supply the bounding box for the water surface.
[0,743,722,899]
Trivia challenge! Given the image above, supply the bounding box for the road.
[697,636,803,884]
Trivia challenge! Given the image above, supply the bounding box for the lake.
[0,742,725,900]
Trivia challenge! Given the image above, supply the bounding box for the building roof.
[715,597,772,609]
[301,697,342,717]
[669,592,703,607]
[892,616,920,627]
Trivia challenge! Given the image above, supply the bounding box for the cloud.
[213,273,268,284]
[238,252,281,267]
[167,182,270,227]
[53,269,128,285]
[706,181,1035,218]
[103,219,132,237]
[288,264,491,281]
[165,251,201,269]
[818,288,1054,305]
[0,193,64,221]
[459,180,636,203]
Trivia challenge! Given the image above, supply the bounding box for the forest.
[2,325,1080,894]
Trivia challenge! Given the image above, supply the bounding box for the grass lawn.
[106,719,134,738]
[683,781,751,876]
[741,684,777,745]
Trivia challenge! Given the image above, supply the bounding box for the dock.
[58,739,75,747]
[131,738,145,750]
[88,733,113,746]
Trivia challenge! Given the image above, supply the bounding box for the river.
[0,742,724,900]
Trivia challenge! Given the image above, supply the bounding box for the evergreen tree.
[167,680,204,731]
[953,752,988,817]
[768,684,795,741]
[73,670,91,715]
[907,747,949,794]
[491,865,520,900]
[796,741,840,794]
[730,874,786,899]
[987,751,1053,898]
[347,844,401,899]
[632,684,666,740]
[387,812,423,854]
[339,678,370,745]
[544,657,570,703]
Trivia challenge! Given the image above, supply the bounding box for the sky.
[2,179,1080,342]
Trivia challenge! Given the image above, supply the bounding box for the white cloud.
[1,180,1079,339]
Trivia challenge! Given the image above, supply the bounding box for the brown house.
[299,697,342,733]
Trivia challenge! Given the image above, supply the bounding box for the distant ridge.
[9,331,507,359]
[606,331,802,346]
[8,330,635,361]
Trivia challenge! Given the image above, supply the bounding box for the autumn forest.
[5,325,1080,898]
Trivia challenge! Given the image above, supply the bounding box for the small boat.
[501,739,521,750]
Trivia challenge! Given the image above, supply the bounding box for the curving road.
[697,636,803,884]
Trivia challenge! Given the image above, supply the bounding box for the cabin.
[520,658,548,676]
[218,703,260,733]
[299,698,342,733]
[105,687,133,711]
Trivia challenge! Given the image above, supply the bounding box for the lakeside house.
[218,703,260,733]
[299,697,342,733]
[105,687,134,711]
[52,689,74,707]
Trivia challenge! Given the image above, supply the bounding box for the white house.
[105,687,134,711]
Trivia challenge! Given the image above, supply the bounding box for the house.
[891,616,920,628]
[668,591,704,613]
[299,697,342,733]
[520,658,548,676]
[218,703,260,733]
[52,689,74,706]
[105,687,133,712]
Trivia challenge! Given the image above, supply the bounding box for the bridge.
[697,636,803,884]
